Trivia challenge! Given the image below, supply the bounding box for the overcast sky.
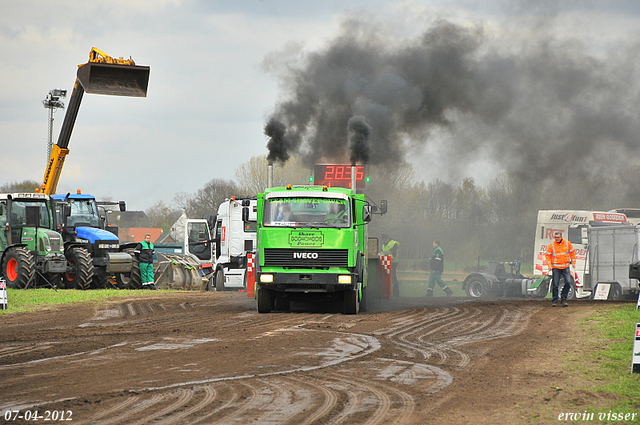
[1,1,639,211]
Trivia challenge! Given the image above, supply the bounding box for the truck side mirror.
[380,200,387,215]
[363,205,372,223]
[242,207,249,222]
[63,204,72,218]
[118,200,126,212]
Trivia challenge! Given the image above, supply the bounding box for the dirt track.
[0,292,622,424]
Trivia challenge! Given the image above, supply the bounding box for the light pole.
[42,89,67,164]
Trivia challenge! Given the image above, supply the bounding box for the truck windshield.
[9,200,51,228]
[263,197,350,228]
[67,199,100,228]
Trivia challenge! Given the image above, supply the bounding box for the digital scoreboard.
[313,164,367,189]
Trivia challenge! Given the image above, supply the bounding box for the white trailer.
[586,225,640,299]
[533,210,628,298]
[212,197,257,291]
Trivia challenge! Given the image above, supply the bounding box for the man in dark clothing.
[134,233,156,289]
[427,240,453,297]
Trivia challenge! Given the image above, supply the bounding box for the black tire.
[343,288,360,315]
[215,268,225,291]
[63,247,94,290]
[2,247,35,289]
[257,286,273,313]
[465,278,486,298]
[115,258,141,289]
[609,283,622,300]
[360,285,367,313]
[91,272,109,290]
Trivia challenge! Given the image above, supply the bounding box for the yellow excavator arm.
[40,48,149,195]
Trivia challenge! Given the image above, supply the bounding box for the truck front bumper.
[256,271,357,293]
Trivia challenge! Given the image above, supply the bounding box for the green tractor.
[0,193,67,288]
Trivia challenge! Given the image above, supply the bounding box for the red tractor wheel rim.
[65,258,76,281]
[6,258,18,281]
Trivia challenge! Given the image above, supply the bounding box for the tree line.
[4,157,639,272]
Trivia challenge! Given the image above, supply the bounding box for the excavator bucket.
[76,62,150,97]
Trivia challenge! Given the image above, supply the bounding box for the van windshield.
[263,197,350,228]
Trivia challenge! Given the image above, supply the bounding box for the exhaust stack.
[267,163,273,189]
[351,165,357,191]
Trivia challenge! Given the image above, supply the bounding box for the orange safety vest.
[545,238,576,269]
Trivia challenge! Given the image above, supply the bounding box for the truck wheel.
[343,288,360,314]
[215,268,225,291]
[63,247,94,290]
[2,247,35,289]
[359,285,367,313]
[608,283,622,300]
[256,287,273,313]
[465,278,486,298]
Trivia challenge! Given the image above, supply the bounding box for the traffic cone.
[0,278,7,310]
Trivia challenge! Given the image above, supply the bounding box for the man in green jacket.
[381,234,400,297]
[427,240,453,298]
[134,233,156,290]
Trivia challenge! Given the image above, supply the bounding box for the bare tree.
[235,155,311,195]
[145,201,180,234]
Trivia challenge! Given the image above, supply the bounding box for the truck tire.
[256,286,273,313]
[2,247,35,289]
[63,247,94,290]
[215,268,225,291]
[465,277,486,298]
[343,288,360,314]
[608,283,622,300]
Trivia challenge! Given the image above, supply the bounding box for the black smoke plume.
[264,118,294,165]
[263,15,640,201]
[348,115,371,165]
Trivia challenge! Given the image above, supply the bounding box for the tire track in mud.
[1,297,543,424]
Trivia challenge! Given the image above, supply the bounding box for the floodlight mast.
[42,89,67,165]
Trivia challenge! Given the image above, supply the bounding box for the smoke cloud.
[264,14,640,193]
[347,115,371,165]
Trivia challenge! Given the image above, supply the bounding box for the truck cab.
[212,197,257,291]
[255,185,373,314]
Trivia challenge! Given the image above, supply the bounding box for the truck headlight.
[260,274,274,283]
[338,275,352,284]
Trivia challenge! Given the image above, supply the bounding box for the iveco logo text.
[293,252,319,259]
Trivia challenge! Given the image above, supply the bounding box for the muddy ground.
[0,292,630,424]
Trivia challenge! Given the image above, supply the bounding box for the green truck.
[254,184,382,314]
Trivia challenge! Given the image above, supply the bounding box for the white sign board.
[593,283,611,300]
[633,323,640,374]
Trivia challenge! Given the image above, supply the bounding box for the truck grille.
[263,249,348,268]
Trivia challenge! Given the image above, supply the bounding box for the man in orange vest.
[545,231,576,307]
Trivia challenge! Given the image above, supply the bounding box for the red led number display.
[314,165,366,189]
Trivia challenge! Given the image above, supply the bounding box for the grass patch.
[0,288,173,315]
[577,304,640,414]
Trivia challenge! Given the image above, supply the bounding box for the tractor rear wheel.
[63,247,94,290]
[2,247,35,289]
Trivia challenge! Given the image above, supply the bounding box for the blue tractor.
[51,193,132,289]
